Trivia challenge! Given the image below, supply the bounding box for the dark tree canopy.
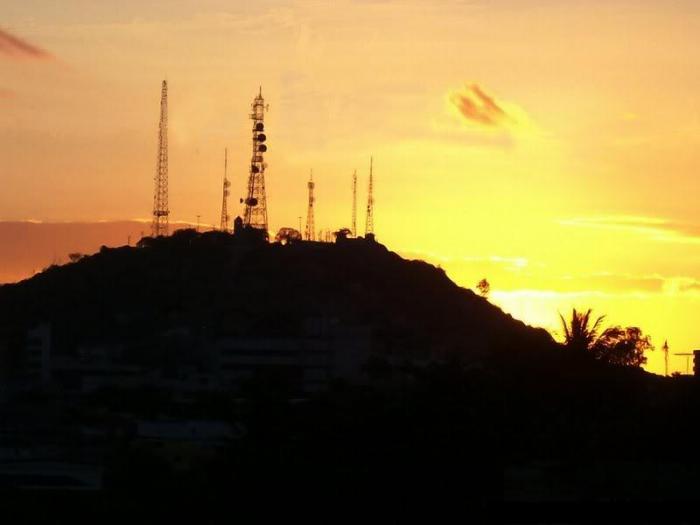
[592,326,653,368]
[559,308,653,368]
[476,278,490,298]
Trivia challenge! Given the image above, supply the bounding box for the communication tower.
[220,148,231,231]
[305,170,315,241]
[152,80,169,237]
[352,170,357,237]
[365,156,374,237]
[242,87,269,234]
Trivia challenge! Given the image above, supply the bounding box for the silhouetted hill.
[3,230,700,506]
[0,228,556,365]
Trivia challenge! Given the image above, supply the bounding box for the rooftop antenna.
[151,80,169,237]
[674,352,693,374]
[242,87,269,236]
[305,170,315,241]
[220,148,231,232]
[365,156,374,237]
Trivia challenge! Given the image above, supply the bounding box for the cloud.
[0,28,53,60]
[559,215,700,244]
[449,84,513,128]
[400,251,529,271]
[401,248,700,297]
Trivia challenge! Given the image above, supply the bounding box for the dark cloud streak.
[450,84,511,127]
[0,28,53,60]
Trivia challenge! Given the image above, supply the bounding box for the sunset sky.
[4,0,700,374]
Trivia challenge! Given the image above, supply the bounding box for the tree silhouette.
[559,308,653,367]
[593,326,653,367]
[476,278,490,298]
[559,308,605,354]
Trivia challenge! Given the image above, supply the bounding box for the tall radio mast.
[152,80,169,237]
[305,170,315,241]
[220,148,230,232]
[365,157,374,237]
[352,170,357,237]
[242,87,269,235]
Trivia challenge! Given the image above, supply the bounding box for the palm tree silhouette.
[559,308,606,354]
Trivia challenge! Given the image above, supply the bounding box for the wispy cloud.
[0,28,53,61]
[402,247,700,297]
[400,250,529,271]
[559,215,700,244]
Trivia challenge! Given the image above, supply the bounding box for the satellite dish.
[258,144,267,152]
[256,133,266,142]
[255,123,264,131]
[246,197,258,206]
[251,165,259,173]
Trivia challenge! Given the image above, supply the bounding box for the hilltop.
[0,228,556,368]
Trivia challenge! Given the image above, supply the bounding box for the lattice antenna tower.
[152,80,169,237]
[663,340,669,377]
[220,148,231,231]
[242,87,269,234]
[305,170,315,241]
[352,170,357,237]
[365,156,374,236]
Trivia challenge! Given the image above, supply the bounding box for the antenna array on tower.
[152,80,169,237]
[242,88,269,234]
[220,148,230,232]
[146,84,376,243]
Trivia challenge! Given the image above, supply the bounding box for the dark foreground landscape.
[1,229,700,518]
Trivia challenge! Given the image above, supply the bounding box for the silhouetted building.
[233,215,243,235]
[213,319,371,392]
[135,420,242,471]
[15,317,371,395]
[25,324,51,384]
[694,350,700,376]
[0,462,102,490]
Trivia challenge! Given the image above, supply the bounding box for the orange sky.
[4,0,700,375]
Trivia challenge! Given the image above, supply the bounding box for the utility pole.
[151,80,169,237]
[242,87,269,236]
[196,215,201,232]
